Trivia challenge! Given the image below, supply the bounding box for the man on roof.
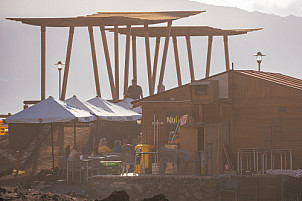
[126,79,143,99]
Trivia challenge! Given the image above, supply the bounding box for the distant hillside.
[0,0,301,114]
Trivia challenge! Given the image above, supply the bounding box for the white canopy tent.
[65,96,115,120]
[116,98,142,114]
[5,96,96,170]
[6,96,96,124]
[87,96,141,121]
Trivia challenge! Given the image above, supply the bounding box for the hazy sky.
[1,0,302,115]
[194,0,302,17]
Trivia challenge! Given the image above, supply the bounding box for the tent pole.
[51,123,55,171]
[74,119,76,146]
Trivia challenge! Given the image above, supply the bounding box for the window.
[195,85,208,95]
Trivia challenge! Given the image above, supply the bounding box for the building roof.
[237,70,302,91]
[133,70,302,105]
[108,26,262,37]
[6,11,204,27]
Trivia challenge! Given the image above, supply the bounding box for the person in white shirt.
[69,145,81,159]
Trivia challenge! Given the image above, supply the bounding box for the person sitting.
[69,145,81,159]
[112,140,122,153]
[98,138,112,154]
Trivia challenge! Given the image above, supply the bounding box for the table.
[81,158,92,182]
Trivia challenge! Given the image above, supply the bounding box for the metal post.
[240,153,243,175]
[281,152,283,170]
[285,152,287,169]
[74,119,76,146]
[51,123,55,171]
[237,152,239,174]
[58,68,62,98]
[254,150,256,172]
[114,26,119,100]
[16,150,19,176]
[290,151,292,170]
[41,26,46,100]
[256,152,259,174]
[132,35,137,81]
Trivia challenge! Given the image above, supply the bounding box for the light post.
[54,61,65,99]
[253,52,266,72]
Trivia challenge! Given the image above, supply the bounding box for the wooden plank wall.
[142,102,198,146]
[142,84,192,102]
[231,72,302,169]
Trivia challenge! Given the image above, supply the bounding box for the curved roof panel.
[6,11,205,27]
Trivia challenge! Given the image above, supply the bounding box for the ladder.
[264,118,282,148]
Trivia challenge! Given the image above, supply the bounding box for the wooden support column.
[123,25,131,97]
[223,35,230,71]
[152,37,161,89]
[61,26,74,100]
[144,23,153,95]
[157,21,172,93]
[114,26,119,100]
[88,26,101,97]
[132,35,137,81]
[100,25,116,101]
[172,36,182,86]
[41,26,46,100]
[186,35,195,82]
[205,35,213,78]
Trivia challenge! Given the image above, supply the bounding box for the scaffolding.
[237,147,292,175]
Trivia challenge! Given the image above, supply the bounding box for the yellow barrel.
[135,144,154,174]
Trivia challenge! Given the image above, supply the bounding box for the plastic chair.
[218,179,240,201]
[57,156,67,178]
[121,144,136,175]
[67,158,83,183]
[159,147,178,175]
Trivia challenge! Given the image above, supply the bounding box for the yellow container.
[0,120,8,136]
[135,144,154,174]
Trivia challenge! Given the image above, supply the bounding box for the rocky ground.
[0,130,169,201]
[0,172,170,201]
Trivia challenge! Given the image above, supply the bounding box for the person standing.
[126,79,143,99]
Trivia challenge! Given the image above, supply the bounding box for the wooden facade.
[136,70,302,173]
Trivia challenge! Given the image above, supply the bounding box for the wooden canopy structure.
[7,11,204,101]
[109,26,262,93]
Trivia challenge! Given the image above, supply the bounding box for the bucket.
[152,163,160,175]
